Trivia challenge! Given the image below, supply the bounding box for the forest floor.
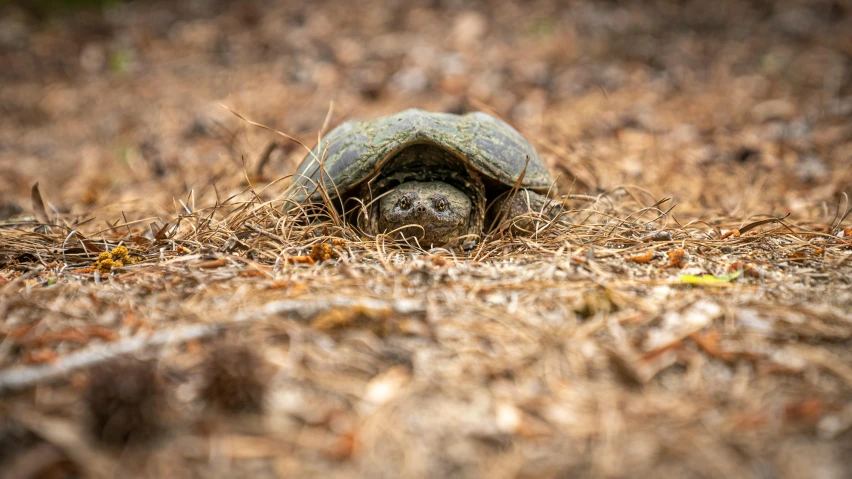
[1,1,852,478]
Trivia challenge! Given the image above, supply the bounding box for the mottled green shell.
[288,109,552,202]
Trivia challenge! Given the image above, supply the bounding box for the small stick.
[243,297,426,321]
[255,142,279,177]
[245,222,286,243]
[0,324,221,393]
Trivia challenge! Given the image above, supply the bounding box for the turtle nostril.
[416,205,426,213]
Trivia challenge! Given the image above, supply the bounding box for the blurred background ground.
[1,0,852,478]
[1,0,850,218]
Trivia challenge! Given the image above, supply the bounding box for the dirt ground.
[1,0,852,477]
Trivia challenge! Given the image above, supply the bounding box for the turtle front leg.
[488,189,566,232]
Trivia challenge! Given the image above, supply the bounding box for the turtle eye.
[398,194,412,210]
[434,197,448,212]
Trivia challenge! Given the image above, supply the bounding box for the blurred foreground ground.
[1,1,852,478]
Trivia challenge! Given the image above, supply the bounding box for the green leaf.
[109,50,130,74]
[679,270,742,285]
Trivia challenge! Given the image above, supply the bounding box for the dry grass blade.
[30,183,49,224]
[487,155,531,234]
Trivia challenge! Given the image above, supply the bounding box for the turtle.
[287,108,563,247]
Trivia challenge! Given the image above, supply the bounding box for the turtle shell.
[288,109,553,203]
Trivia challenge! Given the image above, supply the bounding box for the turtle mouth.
[393,223,460,237]
[382,209,465,226]
[388,223,465,247]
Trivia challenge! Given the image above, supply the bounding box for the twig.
[0,324,221,393]
[241,297,426,321]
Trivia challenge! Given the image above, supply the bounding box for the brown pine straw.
[2,174,851,477]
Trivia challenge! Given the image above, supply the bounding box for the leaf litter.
[2,174,850,477]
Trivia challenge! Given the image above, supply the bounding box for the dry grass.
[2,178,851,478]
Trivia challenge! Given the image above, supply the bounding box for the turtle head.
[377,181,471,247]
